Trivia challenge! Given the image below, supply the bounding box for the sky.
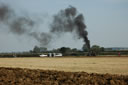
[0,0,128,52]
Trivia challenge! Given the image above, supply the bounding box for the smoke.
[0,3,90,49]
[0,4,52,47]
[50,6,90,49]
[9,17,34,35]
[29,32,51,46]
[0,4,11,21]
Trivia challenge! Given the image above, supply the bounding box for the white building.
[40,53,62,57]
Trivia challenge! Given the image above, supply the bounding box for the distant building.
[40,53,63,57]
[105,47,128,51]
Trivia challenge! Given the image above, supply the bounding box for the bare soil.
[0,67,128,85]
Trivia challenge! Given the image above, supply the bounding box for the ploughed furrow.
[0,67,128,85]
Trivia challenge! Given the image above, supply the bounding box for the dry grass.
[0,57,128,75]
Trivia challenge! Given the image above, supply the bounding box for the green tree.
[33,46,40,53]
[91,45,100,55]
[100,47,105,52]
[59,47,71,54]
[82,44,89,52]
[71,48,78,52]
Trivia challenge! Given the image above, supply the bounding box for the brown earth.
[0,67,128,85]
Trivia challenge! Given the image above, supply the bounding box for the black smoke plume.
[29,32,51,46]
[0,4,10,21]
[0,4,51,47]
[0,4,90,49]
[50,6,90,49]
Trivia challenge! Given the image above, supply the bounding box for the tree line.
[30,44,105,56]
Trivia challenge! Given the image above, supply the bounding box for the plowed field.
[0,67,128,85]
[0,57,128,85]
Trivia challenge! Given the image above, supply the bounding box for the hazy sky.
[0,0,128,52]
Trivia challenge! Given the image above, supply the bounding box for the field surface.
[0,57,128,75]
[0,67,128,85]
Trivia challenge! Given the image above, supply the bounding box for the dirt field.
[0,67,128,85]
[0,57,128,75]
[0,57,128,85]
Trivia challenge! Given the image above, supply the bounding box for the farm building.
[40,53,62,57]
